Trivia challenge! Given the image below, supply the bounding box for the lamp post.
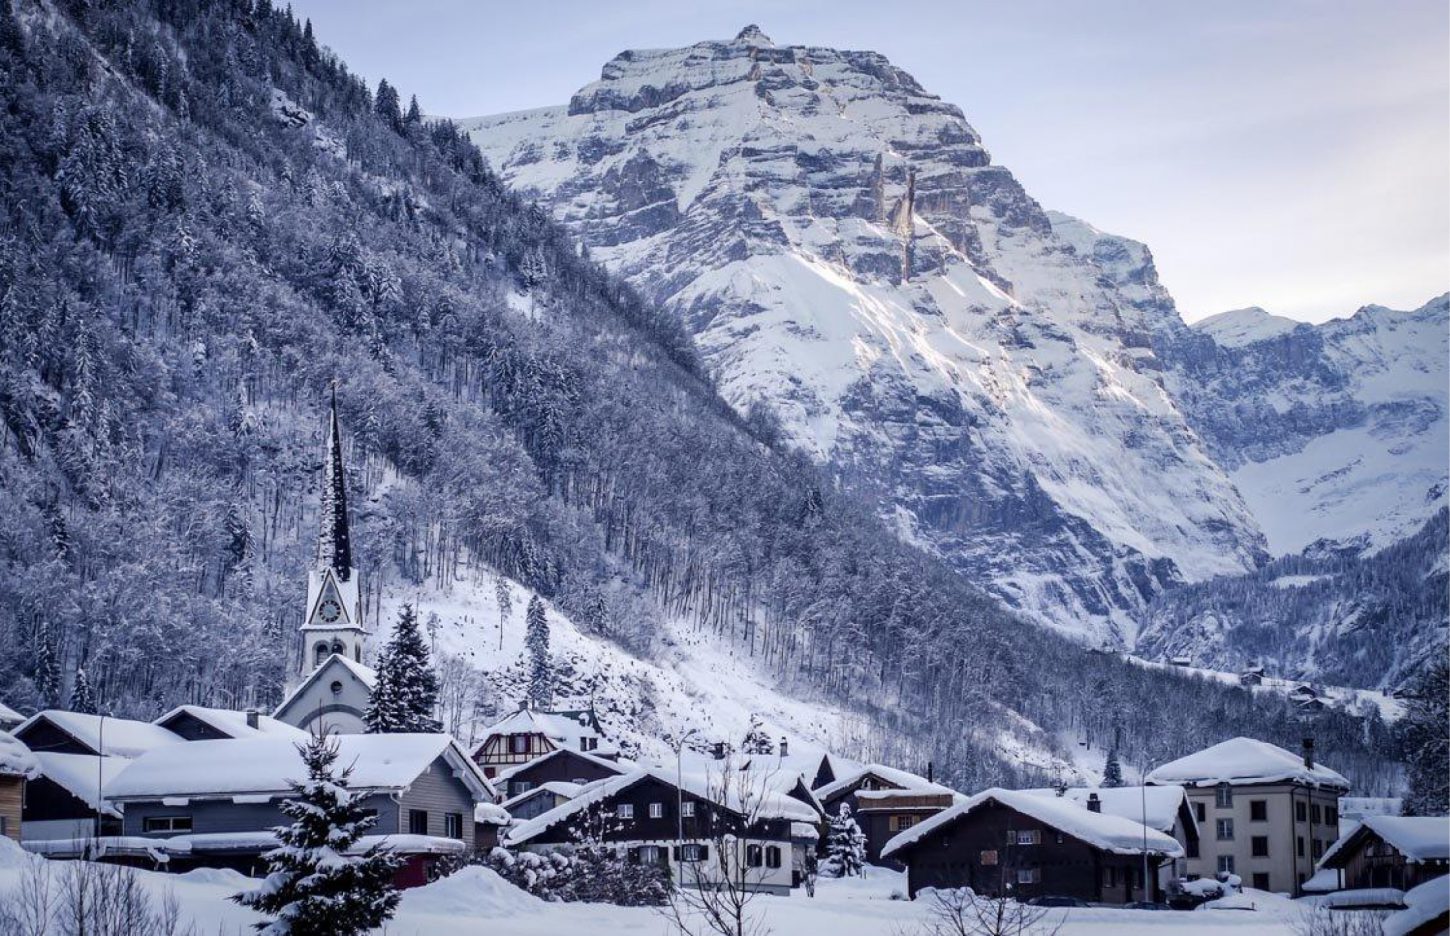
[94,710,106,847]
[674,728,699,859]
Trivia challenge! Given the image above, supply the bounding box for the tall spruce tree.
[234,734,401,934]
[1399,657,1449,816]
[69,666,96,714]
[825,803,866,878]
[364,605,441,733]
[525,595,552,708]
[34,627,62,708]
[1102,748,1124,788]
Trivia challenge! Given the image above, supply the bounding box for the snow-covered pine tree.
[1102,749,1124,788]
[525,595,552,708]
[234,734,401,934]
[69,666,96,714]
[740,714,774,755]
[34,627,62,708]
[825,803,866,878]
[493,572,512,652]
[364,604,441,733]
[1399,657,1449,816]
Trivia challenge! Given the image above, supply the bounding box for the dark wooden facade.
[497,748,624,799]
[0,775,22,841]
[1321,827,1449,892]
[14,718,94,756]
[853,792,957,867]
[890,799,1168,904]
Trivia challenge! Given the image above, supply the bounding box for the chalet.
[473,707,618,779]
[506,766,821,895]
[22,752,126,842]
[105,734,497,886]
[13,710,182,758]
[1316,816,1449,892]
[154,706,307,742]
[0,730,39,842]
[1024,786,1200,888]
[1147,737,1349,895]
[740,741,857,793]
[881,787,1183,903]
[1239,665,1266,687]
[501,781,584,820]
[816,763,958,864]
[492,745,628,800]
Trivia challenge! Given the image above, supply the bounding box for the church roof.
[315,387,353,579]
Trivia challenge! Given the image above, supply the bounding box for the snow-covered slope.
[462,26,1267,645]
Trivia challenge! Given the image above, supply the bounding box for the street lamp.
[673,729,700,856]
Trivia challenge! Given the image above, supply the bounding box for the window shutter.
[672,846,681,861]
[1006,830,1015,845]
[700,844,709,860]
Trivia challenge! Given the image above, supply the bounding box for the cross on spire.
[317,382,353,580]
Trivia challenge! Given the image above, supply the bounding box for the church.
[273,393,376,735]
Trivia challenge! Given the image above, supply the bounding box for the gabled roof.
[477,708,619,757]
[1145,737,1350,791]
[501,781,585,811]
[493,745,630,784]
[272,653,377,721]
[0,729,38,779]
[882,787,1183,861]
[815,763,954,801]
[106,734,494,803]
[154,706,309,741]
[32,752,127,816]
[1319,816,1450,869]
[15,710,182,758]
[1021,785,1194,836]
[505,765,821,847]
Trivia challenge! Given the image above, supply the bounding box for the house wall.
[896,800,1164,904]
[273,660,369,735]
[475,732,555,777]
[14,720,91,755]
[21,776,121,840]
[397,756,477,850]
[1337,835,1449,891]
[500,750,618,798]
[0,776,22,842]
[1182,782,1341,894]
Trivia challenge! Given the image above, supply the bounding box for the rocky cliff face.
[462,26,1444,652]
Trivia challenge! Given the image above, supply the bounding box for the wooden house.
[1317,816,1448,892]
[0,730,39,842]
[23,752,126,843]
[13,710,182,758]
[492,746,628,800]
[815,763,958,864]
[881,787,1183,903]
[472,707,618,779]
[154,706,308,742]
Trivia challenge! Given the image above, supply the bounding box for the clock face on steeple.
[318,598,343,624]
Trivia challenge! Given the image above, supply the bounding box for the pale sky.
[289,0,1449,323]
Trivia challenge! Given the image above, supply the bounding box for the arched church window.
[331,640,344,656]
[313,643,329,666]
[354,644,361,662]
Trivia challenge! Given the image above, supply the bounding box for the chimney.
[927,761,934,783]
[1302,738,1315,770]
[245,709,260,730]
[1086,792,1102,813]
[778,738,788,757]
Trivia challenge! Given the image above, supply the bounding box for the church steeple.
[317,384,353,580]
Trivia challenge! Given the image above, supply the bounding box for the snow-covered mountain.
[462,26,1268,645]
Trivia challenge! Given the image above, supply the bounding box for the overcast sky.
[289,0,1448,323]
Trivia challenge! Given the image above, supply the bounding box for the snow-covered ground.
[0,837,1349,935]
[1123,655,1404,720]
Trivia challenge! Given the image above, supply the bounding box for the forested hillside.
[0,0,1399,793]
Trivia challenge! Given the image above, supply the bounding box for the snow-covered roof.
[492,745,628,784]
[815,763,954,801]
[272,653,378,721]
[154,706,309,741]
[1319,815,1450,869]
[881,787,1183,861]
[106,734,494,802]
[1145,738,1350,790]
[1021,785,1192,836]
[33,752,127,816]
[505,766,821,846]
[1384,878,1450,936]
[501,781,584,811]
[0,702,25,727]
[0,730,38,779]
[479,708,618,757]
[474,801,511,825]
[16,711,182,758]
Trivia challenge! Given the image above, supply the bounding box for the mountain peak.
[733,24,774,47]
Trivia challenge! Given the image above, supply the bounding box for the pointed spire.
[317,382,353,580]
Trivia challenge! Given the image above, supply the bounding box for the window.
[1215,784,1233,808]
[1217,855,1235,875]
[1252,873,1270,891]
[637,845,663,864]
[1326,806,1338,827]
[1016,868,1039,885]
[765,846,782,869]
[581,737,597,752]
[889,815,919,833]
[681,801,695,818]
[1296,802,1307,823]
[142,816,192,834]
[1216,818,1234,841]
[1194,802,1206,823]
[1105,866,1117,888]
[444,812,463,840]
[509,780,534,797]
[1311,804,1322,824]
[329,680,343,696]
[510,734,529,755]
[1251,836,1269,858]
[680,844,706,862]
[1015,830,1040,846]
[979,850,999,866]
[649,802,664,819]
[313,643,329,666]
[617,803,634,820]
[408,809,428,835]
[1312,839,1323,860]
[1297,836,1305,857]
[1249,800,1267,822]
[1187,838,1199,859]
[747,844,763,867]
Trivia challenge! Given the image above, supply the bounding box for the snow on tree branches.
[825,803,866,878]
[1399,656,1449,817]
[365,604,442,733]
[233,733,402,935]
[69,666,96,714]
[1102,749,1124,788]
[525,595,553,708]
[741,713,774,755]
